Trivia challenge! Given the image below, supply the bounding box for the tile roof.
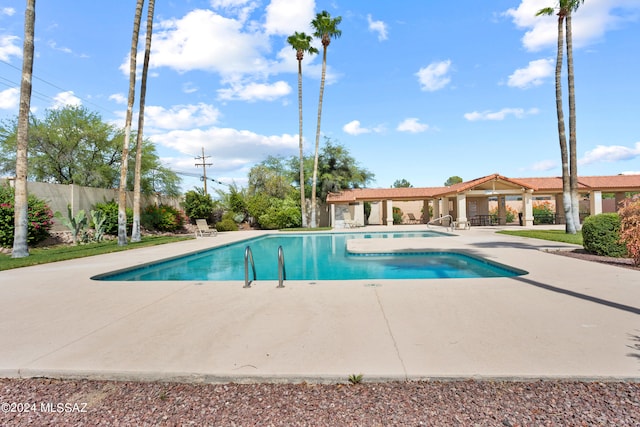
[326,174,640,203]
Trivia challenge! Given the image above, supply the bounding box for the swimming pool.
[93,231,526,281]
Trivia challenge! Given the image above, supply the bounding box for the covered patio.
[326,173,640,229]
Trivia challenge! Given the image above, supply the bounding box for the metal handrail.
[277,246,286,288]
[427,214,455,232]
[244,246,256,288]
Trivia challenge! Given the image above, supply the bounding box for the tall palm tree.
[536,0,583,234]
[12,0,36,258]
[310,10,341,228]
[131,0,155,243]
[287,31,318,228]
[118,0,144,246]
[565,1,584,230]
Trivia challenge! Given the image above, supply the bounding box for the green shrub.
[582,213,627,257]
[533,200,555,224]
[258,198,301,230]
[489,205,517,223]
[215,218,238,232]
[93,200,132,235]
[0,183,54,247]
[392,207,403,225]
[141,204,186,232]
[182,189,216,222]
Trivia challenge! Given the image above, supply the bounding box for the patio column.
[433,198,441,218]
[614,192,626,211]
[456,194,467,228]
[590,190,602,216]
[330,203,336,228]
[555,194,565,224]
[422,199,430,223]
[385,199,394,226]
[522,190,534,226]
[498,195,507,225]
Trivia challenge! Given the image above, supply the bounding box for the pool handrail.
[277,245,286,288]
[244,246,256,288]
[427,214,455,232]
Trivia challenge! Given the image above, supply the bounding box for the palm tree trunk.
[297,59,308,228]
[118,0,144,246]
[131,0,155,243]
[566,11,581,231]
[553,14,576,234]
[12,0,36,259]
[311,46,328,228]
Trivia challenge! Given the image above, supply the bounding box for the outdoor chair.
[342,211,358,228]
[195,219,218,237]
[407,213,420,224]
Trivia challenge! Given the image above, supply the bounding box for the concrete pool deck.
[0,225,639,384]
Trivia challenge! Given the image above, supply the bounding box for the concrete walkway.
[0,225,639,383]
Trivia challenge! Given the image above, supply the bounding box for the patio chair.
[407,213,420,224]
[342,211,358,228]
[195,219,218,237]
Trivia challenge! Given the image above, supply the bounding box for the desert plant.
[582,213,627,257]
[618,196,640,266]
[348,373,363,385]
[0,183,54,247]
[55,206,88,245]
[90,209,107,242]
[93,200,132,235]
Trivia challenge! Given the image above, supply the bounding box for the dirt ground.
[547,248,639,271]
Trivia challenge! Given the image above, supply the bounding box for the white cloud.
[367,15,388,41]
[108,93,127,104]
[217,80,291,102]
[464,107,539,121]
[52,91,82,109]
[0,35,21,61]
[397,118,429,133]
[508,58,553,88]
[343,120,371,136]
[150,126,298,173]
[579,142,640,165]
[0,87,19,110]
[530,159,557,171]
[504,0,640,52]
[264,0,315,36]
[1,7,15,16]
[416,60,452,92]
[143,103,221,130]
[143,9,270,77]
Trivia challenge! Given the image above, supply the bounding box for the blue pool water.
[93,231,526,281]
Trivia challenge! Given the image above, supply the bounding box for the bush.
[258,198,301,230]
[582,213,627,257]
[141,204,186,232]
[489,205,517,223]
[392,207,403,225]
[0,183,54,247]
[215,218,238,232]
[619,196,640,266]
[182,189,216,223]
[533,200,555,224]
[93,200,132,235]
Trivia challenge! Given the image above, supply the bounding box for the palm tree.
[118,0,144,246]
[536,0,583,234]
[287,31,318,228]
[310,10,341,228]
[12,0,36,258]
[131,0,155,243]
[565,1,584,230]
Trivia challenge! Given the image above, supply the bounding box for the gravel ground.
[1,378,639,426]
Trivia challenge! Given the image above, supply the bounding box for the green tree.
[132,0,156,242]
[316,139,374,202]
[12,0,36,258]
[118,0,144,246]
[287,31,318,228]
[537,0,584,234]
[182,188,217,221]
[248,156,292,199]
[444,176,463,186]
[310,10,342,228]
[393,179,412,188]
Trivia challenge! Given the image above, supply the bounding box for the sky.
[1,0,639,194]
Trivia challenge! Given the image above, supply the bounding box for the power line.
[194,147,213,195]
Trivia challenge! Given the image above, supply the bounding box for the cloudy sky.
[1,0,639,192]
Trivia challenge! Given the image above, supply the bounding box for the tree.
[316,138,374,202]
[287,31,318,228]
[118,0,144,246]
[393,179,412,188]
[537,0,584,234]
[310,10,342,228]
[132,0,155,242]
[444,176,463,186]
[12,0,36,258]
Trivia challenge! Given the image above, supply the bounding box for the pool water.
[93,231,526,281]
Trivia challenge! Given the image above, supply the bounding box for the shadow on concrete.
[511,276,640,316]
[628,332,640,362]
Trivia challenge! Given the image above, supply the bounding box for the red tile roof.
[325,174,640,203]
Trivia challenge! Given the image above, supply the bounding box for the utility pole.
[195,147,213,195]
